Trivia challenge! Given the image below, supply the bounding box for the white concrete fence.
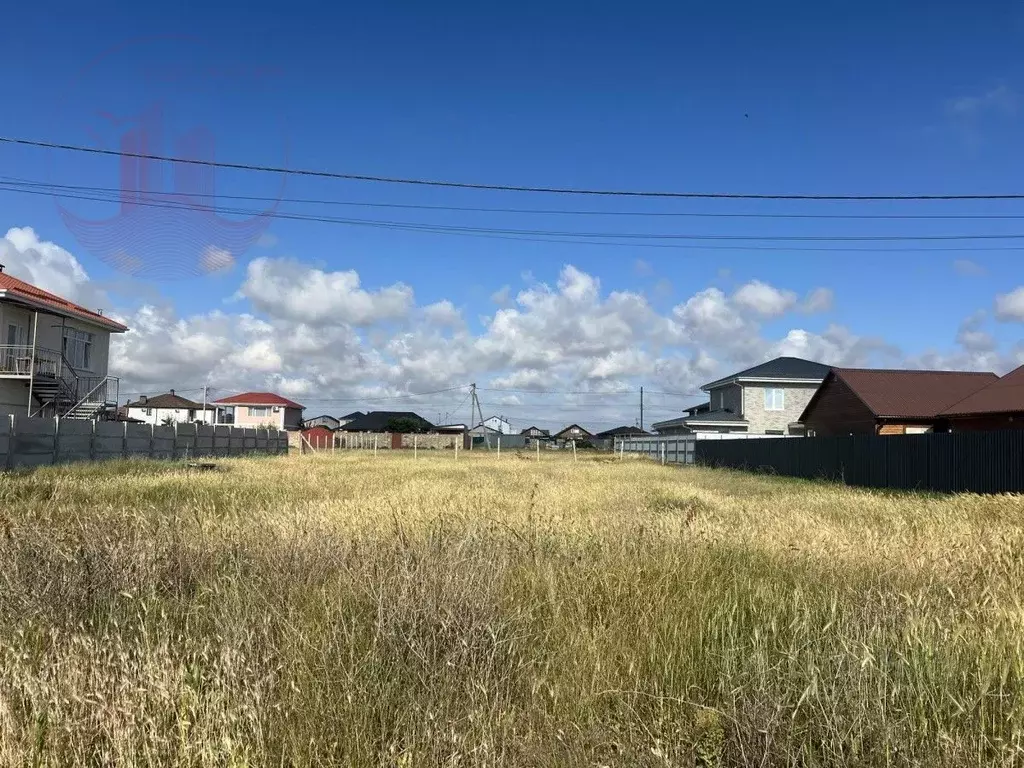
[0,417,289,469]
[616,432,797,465]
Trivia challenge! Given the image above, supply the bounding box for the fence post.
[455,437,459,460]
[572,439,577,462]
[536,439,540,461]
[414,434,418,459]
[53,417,60,466]
[497,435,501,457]
[374,434,378,457]
[6,414,13,470]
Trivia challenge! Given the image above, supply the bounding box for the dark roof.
[338,411,434,432]
[684,408,747,423]
[703,356,831,390]
[213,392,304,408]
[940,365,1024,416]
[520,425,550,436]
[595,425,651,438]
[339,411,365,420]
[553,423,592,438]
[305,414,339,422]
[685,401,711,415]
[126,391,206,409]
[805,368,998,420]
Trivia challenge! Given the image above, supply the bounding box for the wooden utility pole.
[470,383,491,451]
[640,386,644,432]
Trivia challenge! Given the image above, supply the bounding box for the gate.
[391,433,403,450]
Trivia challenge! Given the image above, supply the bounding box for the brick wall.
[742,383,820,434]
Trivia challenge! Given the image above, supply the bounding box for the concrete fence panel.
[125,423,154,458]
[195,425,215,457]
[55,418,94,464]
[94,421,126,460]
[242,428,257,453]
[152,425,175,459]
[213,426,231,457]
[174,423,197,459]
[11,417,57,468]
[0,416,11,469]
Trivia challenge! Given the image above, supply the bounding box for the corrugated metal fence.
[695,431,1024,493]
[618,433,793,464]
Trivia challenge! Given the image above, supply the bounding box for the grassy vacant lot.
[1,452,1023,766]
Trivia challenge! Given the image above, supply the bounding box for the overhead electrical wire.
[1,179,1023,252]
[8,175,1024,220]
[6,135,1024,201]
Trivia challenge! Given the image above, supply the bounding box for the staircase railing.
[69,376,119,416]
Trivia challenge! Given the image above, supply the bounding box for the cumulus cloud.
[995,286,1024,322]
[0,227,109,311]
[422,300,463,328]
[239,257,413,326]
[199,246,234,274]
[732,280,798,317]
[946,84,1017,116]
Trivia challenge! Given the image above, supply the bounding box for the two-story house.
[0,267,128,419]
[212,392,304,430]
[652,356,832,435]
[125,390,216,426]
[482,415,514,434]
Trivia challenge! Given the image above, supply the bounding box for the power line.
[10,175,1024,220]
[6,134,1024,201]
[5,180,1024,252]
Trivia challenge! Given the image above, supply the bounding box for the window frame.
[249,405,270,417]
[62,328,95,371]
[764,388,786,411]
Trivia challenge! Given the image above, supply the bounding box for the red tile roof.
[0,272,128,332]
[213,392,304,409]
[940,365,1024,416]
[831,368,997,419]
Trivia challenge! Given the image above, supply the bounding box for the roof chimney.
[0,263,4,272]
[170,389,175,396]
[140,395,147,404]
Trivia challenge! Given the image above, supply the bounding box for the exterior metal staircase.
[2,344,119,420]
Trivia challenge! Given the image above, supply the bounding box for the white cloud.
[953,259,986,277]
[490,285,512,306]
[239,257,414,326]
[199,246,234,274]
[422,300,463,328]
[955,311,996,353]
[995,287,1024,322]
[732,280,798,317]
[946,84,1017,116]
[800,287,834,314]
[633,259,654,277]
[0,227,108,311]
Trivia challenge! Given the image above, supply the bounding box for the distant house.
[800,368,998,436]
[520,425,550,438]
[338,411,364,427]
[213,392,304,431]
[469,423,502,437]
[125,390,215,425]
[940,365,1024,431]
[553,424,592,444]
[653,356,832,436]
[338,411,434,432]
[304,414,341,431]
[595,426,650,439]
[482,415,514,434]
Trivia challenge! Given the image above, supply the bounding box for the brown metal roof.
[940,364,1024,416]
[832,368,997,419]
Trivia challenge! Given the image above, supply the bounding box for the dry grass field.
[1,450,1023,766]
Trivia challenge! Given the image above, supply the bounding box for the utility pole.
[640,386,644,432]
[202,384,209,425]
[469,382,491,451]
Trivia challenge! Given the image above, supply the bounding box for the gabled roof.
[702,356,831,391]
[338,411,433,432]
[304,414,340,426]
[125,391,208,410]
[685,401,711,415]
[802,368,998,420]
[595,425,651,438]
[213,392,304,409]
[553,423,592,438]
[0,271,128,332]
[520,425,550,436]
[683,408,748,424]
[339,411,365,420]
[940,365,1024,416]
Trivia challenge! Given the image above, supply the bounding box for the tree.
[161,416,175,426]
[386,417,428,434]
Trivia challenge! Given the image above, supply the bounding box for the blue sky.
[1,1,1023,430]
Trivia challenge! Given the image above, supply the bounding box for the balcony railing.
[76,375,119,406]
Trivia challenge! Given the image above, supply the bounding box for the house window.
[249,406,270,417]
[145,408,152,416]
[764,388,785,411]
[62,329,94,370]
[715,390,723,409]
[765,429,784,435]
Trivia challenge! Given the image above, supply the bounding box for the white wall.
[0,302,114,379]
[126,406,215,425]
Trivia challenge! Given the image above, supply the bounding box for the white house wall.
[126,406,215,426]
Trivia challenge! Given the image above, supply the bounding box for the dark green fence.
[695,431,1024,493]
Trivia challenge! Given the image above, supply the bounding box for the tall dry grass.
[1,451,1023,766]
